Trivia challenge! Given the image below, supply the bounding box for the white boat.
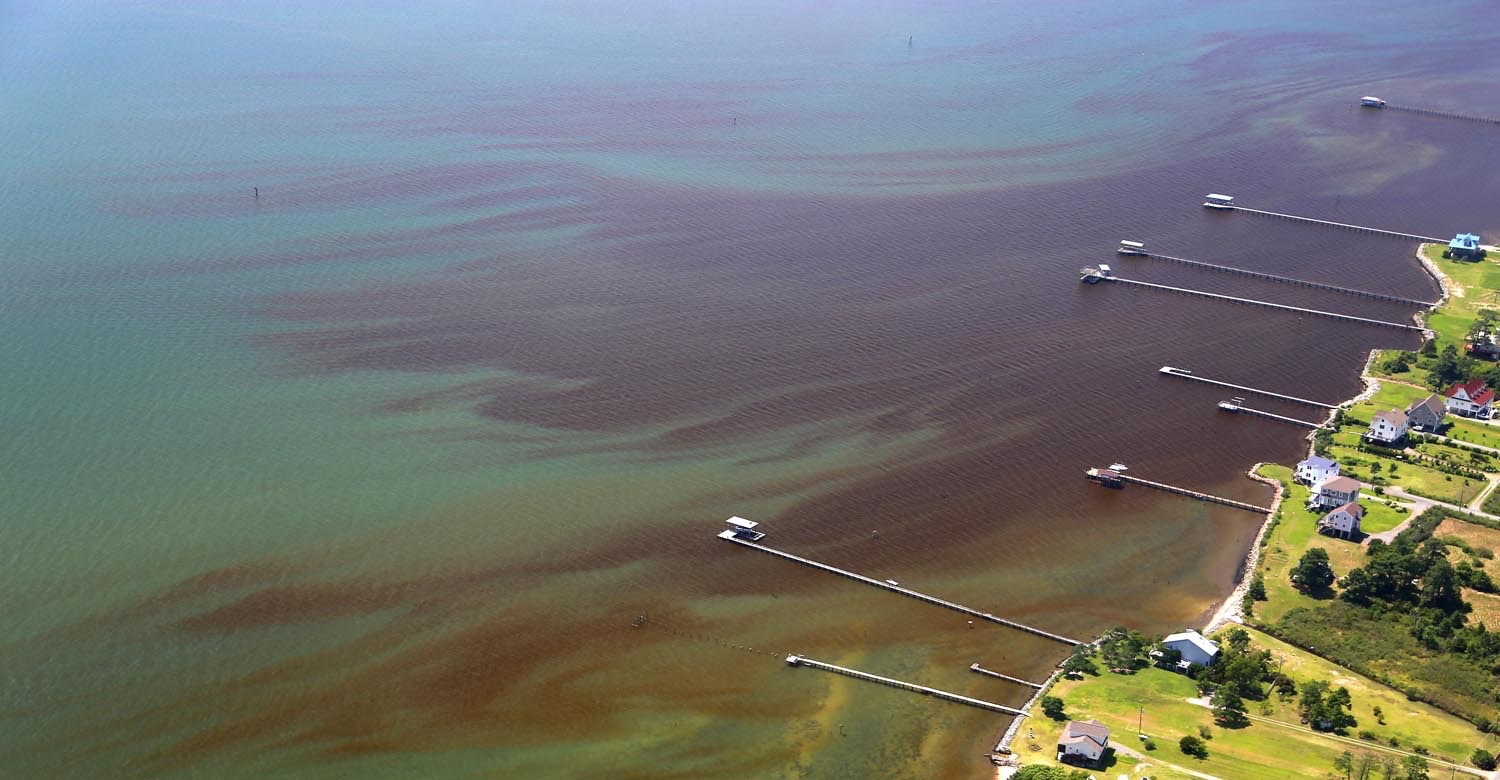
[1360,96,1386,108]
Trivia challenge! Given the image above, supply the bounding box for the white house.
[1364,409,1408,445]
[1057,719,1111,765]
[1318,502,1363,540]
[1162,629,1220,667]
[1446,379,1495,419]
[1310,475,1361,510]
[1294,456,1340,486]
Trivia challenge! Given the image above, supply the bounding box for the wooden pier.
[1096,274,1427,332]
[718,530,1082,646]
[786,655,1027,715]
[969,662,1044,689]
[1217,398,1325,429]
[1124,249,1435,307]
[1086,467,1273,515]
[1159,365,1338,409]
[1200,195,1444,243]
[1384,102,1500,126]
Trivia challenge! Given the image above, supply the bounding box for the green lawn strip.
[1229,627,1494,764]
[1325,443,1479,505]
[1040,666,1436,780]
[1441,418,1500,449]
[1358,500,1409,535]
[1251,465,1366,624]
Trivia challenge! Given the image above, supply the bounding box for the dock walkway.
[787,655,1027,715]
[718,531,1082,646]
[1087,467,1273,515]
[1103,276,1426,332]
[1385,102,1500,125]
[1160,366,1338,409]
[1218,400,1325,429]
[969,662,1043,689]
[1129,250,1435,308]
[1208,200,1444,243]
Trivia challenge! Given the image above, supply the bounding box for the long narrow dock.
[1217,399,1326,429]
[1126,249,1435,307]
[1102,275,1426,332]
[1159,365,1338,409]
[1100,472,1274,515]
[1203,196,1444,243]
[786,655,1027,715]
[970,663,1044,689]
[1385,102,1500,125]
[717,530,1083,646]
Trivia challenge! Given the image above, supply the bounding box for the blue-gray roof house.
[1447,233,1485,260]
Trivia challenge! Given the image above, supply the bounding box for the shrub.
[1143,738,1156,751]
[1358,730,1377,741]
[1040,695,1066,720]
[1473,749,1497,771]
[1179,734,1209,759]
[1198,725,1213,740]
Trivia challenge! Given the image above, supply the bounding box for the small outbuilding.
[1162,629,1220,667]
[1057,719,1111,765]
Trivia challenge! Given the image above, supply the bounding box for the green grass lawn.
[1252,465,1369,625]
[1036,655,1494,780]
[1324,442,1480,505]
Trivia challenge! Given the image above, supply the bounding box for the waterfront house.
[1446,233,1486,260]
[1294,455,1340,486]
[1405,394,1448,432]
[1057,719,1111,765]
[1468,332,1500,360]
[1311,475,1361,510]
[1445,378,1495,419]
[1364,409,1408,445]
[1318,502,1364,540]
[1161,629,1219,667]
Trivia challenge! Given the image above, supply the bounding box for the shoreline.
[1201,243,1448,636]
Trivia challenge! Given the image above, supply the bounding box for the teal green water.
[5,2,1500,778]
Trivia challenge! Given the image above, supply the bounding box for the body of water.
[5,2,1500,778]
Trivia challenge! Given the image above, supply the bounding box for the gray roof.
[1319,476,1361,493]
[1406,394,1446,417]
[1327,501,1364,519]
[1298,456,1337,470]
[1372,409,1408,426]
[1060,719,1110,747]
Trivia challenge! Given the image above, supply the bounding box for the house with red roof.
[1445,378,1495,419]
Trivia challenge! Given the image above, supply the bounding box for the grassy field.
[1250,465,1370,625]
[1028,627,1497,779]
[1322,441,1478,505]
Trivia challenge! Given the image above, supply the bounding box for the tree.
[1335,750,1355,779]
[1061,645,1098,677]
[1340,567,1377,606]
[1224,627,1251,655]
[1040,695,1066,720]
[1211,685,1248,727]
[1291,547,1337,593]
[1420,338,1438,357]
[1354,751,1380,780]
[1221,654,1268,699]
[1248,573,1267,601]
[1401,753,1428,780]
[1419,558,1466,613]
[1179,734,1209,759]
[1472,748,1497,771]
